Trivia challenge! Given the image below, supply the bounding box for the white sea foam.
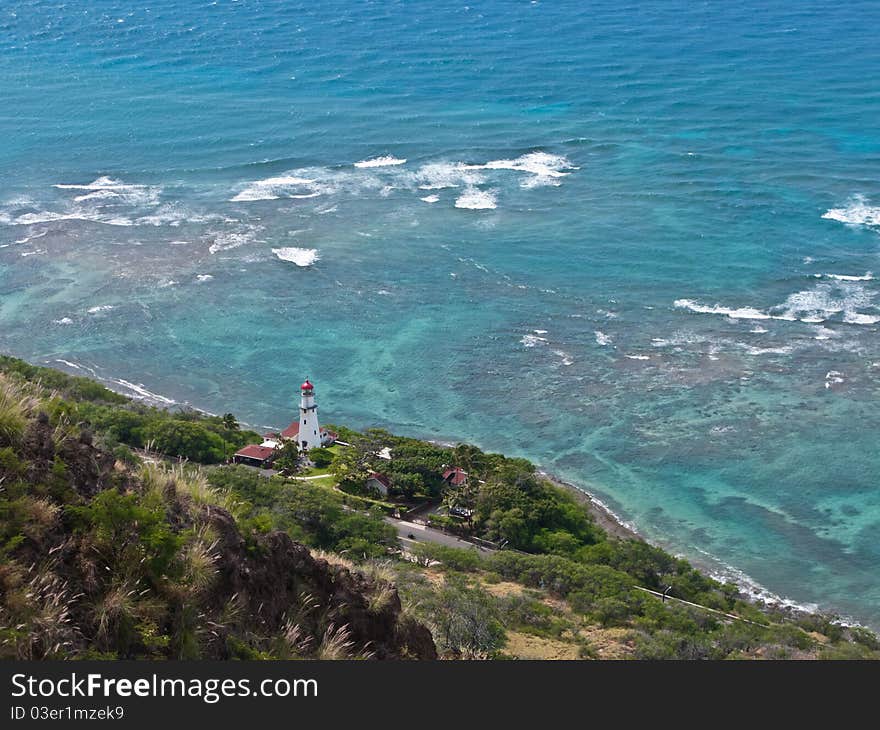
[843,312,880,325]
[677,281,880,326]
[750,326,768,334]
[55,359,83,371]
[14,229,48,244]
[625,354,650,360]
[594,331,612,346]
[74,189,121,202]
[196,274,213,282]
[11,210,135,227]
[698,550,822,618]
[231,175,320,202]
[53,317,74,325]
[54,176,126,190]
[454,187,497,210]
[816,272,874,282]
[135,204,218,227]
[108,378,176,406]
[822,195,880,227]
[420,194,439,203]
[674,299,781,321]
[779,283,877,325]
[738,343,794,356]
[54,176,160,207]
[354,155,407,168]
[272,247,319,267]
[209,229,258,255]
[553,350,574,366]
[87,305,114,314]
[825,370,845,389]
[520,333,547,347]
[811,326,837,340]
[464,151,577,188]
[414,161,484,190]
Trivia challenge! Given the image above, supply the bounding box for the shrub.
[423,576,506,658]
[412,544,483,572]
[308,447,334,468]
[143,420,228,463]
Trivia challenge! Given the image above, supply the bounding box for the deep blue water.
[2,0,880,624]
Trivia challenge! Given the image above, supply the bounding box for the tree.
[274,442,302,475]
[390,472,423,500]
[143,421,227,463]
[222,413,239,431]
[452,443,486,477]
[331,445,374,491]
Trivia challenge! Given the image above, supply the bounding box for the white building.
[280,379,334,452]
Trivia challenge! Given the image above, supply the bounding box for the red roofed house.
[442,466,468,487]
[233,444,277,469]
[366,472,392,497]
[281,380,336,452]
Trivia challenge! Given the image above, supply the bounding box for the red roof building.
[280,421,300,440]
[442,466,468,487]
[366,472,392,497]
[233,444,277,468]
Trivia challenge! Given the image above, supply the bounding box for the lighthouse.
[297,379,322,453]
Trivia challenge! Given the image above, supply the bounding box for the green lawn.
[298,465,334,477]
[296,475,338,489]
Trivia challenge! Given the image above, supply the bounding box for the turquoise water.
[2,1,880,624]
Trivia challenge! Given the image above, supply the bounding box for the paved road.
[384,517,494,553]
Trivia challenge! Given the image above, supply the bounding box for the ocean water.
[2,0,880,624]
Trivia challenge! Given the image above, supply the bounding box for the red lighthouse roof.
[301,379,314,391]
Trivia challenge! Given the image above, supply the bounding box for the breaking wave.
[231,175,321,202]
[464,151,577,188]
[676,281,879,326]
[272,247,319,267]
[815,272,874,282]
[822,195,880,227]
[354,155,407,168]
[454,188,497,210]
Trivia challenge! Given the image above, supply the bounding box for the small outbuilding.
[366,472,392,497]
[233,444,277,469]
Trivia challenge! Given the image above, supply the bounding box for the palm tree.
[221,413,239,431]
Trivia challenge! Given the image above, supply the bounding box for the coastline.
[12,357,860,626]
[535,464,858,625]
[538,470,642,543]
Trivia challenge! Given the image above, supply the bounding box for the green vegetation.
[0,361,432,660]
[0,356,260,464]
[205,465,397,558]
[1,355,878,661]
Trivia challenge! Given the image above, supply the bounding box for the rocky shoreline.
[538,471,642,542]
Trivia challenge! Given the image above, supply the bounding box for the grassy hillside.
[0,361,433,659]
[1,356,877,660]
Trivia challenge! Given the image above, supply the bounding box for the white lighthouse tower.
[297,379,322,453]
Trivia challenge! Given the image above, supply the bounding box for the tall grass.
[317,623,373,660]
[0,374,39,446]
